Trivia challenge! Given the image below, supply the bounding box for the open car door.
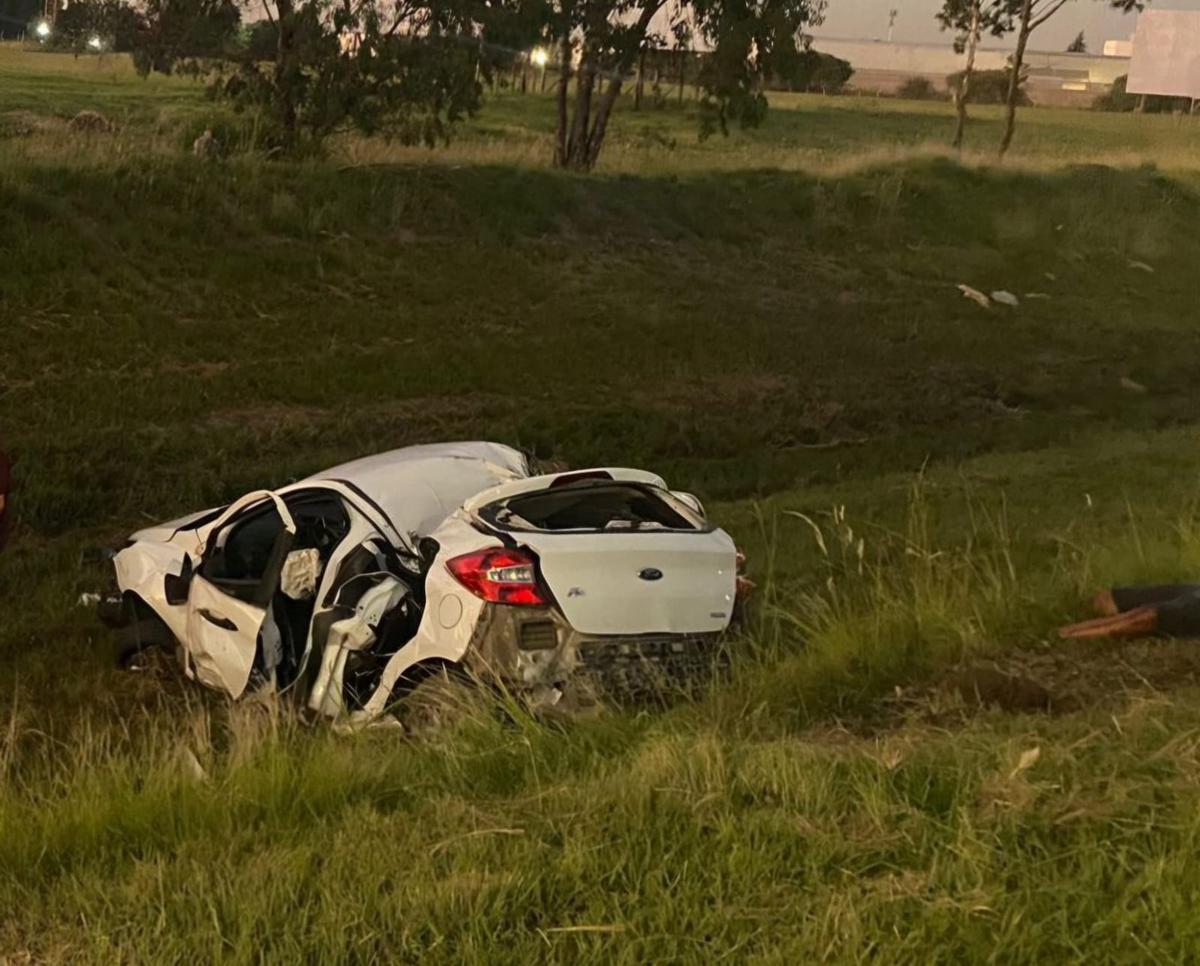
[182,491,296,698]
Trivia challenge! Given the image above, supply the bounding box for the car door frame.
[182,490,296,698]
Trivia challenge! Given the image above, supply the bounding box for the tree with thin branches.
[135,0,502,153]
[937,0,1019,149]
[999,0,1142,157]
[542,0,827,171]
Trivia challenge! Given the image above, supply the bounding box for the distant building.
[810,36,1131,107]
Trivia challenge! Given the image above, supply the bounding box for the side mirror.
[671,491,706,519]
[164,555,195,606]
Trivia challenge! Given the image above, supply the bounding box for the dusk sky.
[810,0,1195,51]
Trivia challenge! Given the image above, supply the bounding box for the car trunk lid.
[518,530,736,635]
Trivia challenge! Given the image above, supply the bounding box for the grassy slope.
[5,50,1200,961]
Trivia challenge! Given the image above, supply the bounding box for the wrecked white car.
[99,442,743,720]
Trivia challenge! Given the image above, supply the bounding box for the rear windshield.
[479,482,701,533]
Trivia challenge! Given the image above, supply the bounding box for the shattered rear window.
[479,483,701,533]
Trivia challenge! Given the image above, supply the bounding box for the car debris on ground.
[958,284,991,308]
[98,442,748,725]
[193,128,221,160]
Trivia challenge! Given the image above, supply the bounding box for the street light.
[87,34,103,50]
[530,46,549,93]
[34,20,51,39]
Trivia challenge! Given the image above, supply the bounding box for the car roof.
[286,441,530,540]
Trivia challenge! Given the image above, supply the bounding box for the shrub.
[946,68,1030,105]
[240,19,278,62]
[771,49,854,94]
[898,76,941,101]
[175,114,266,155]
[44,0,142,53]
[1094,74,1193,113]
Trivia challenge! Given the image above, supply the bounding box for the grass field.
[6,48,1200,962]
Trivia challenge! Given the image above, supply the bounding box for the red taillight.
[734,548,753,601]
[445,547,548,606]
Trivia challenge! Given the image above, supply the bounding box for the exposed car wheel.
[114,612,176,672]
[392,666,478,738]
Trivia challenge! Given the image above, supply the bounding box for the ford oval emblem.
[638,567,664,582]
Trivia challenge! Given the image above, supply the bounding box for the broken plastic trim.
[548,470,614,488]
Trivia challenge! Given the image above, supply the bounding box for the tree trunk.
[677,49,685,103]
[634,46,646,110]
[554,34,573,167]
[953,0,980,150]
[999,0,1032,158]
[566,56,595,164]
[274,0,299,148]
[555,2,664,170]
[583,76,623,166]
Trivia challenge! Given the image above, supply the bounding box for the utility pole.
[887,8,898,42]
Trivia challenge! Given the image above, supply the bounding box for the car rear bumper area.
[466,606,729,708]
[575,633,728,703]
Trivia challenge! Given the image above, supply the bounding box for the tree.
[999,0,1142,157]
[937,0,1018,149]
[133,0,240,74]
[1067,28,1085,51]
[545,0,826,171]
[241,18,281,60]
[773,47,852,93]
[52,0,143,52]
[0,0,39,39]
[135,0,498,153]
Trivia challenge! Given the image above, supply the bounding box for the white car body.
[102,442,738,719]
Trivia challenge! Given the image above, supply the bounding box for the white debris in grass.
[958,284,990,308]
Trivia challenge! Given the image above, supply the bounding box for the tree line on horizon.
[2,0,1147,165]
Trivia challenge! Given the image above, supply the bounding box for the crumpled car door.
[183,491,296,698]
